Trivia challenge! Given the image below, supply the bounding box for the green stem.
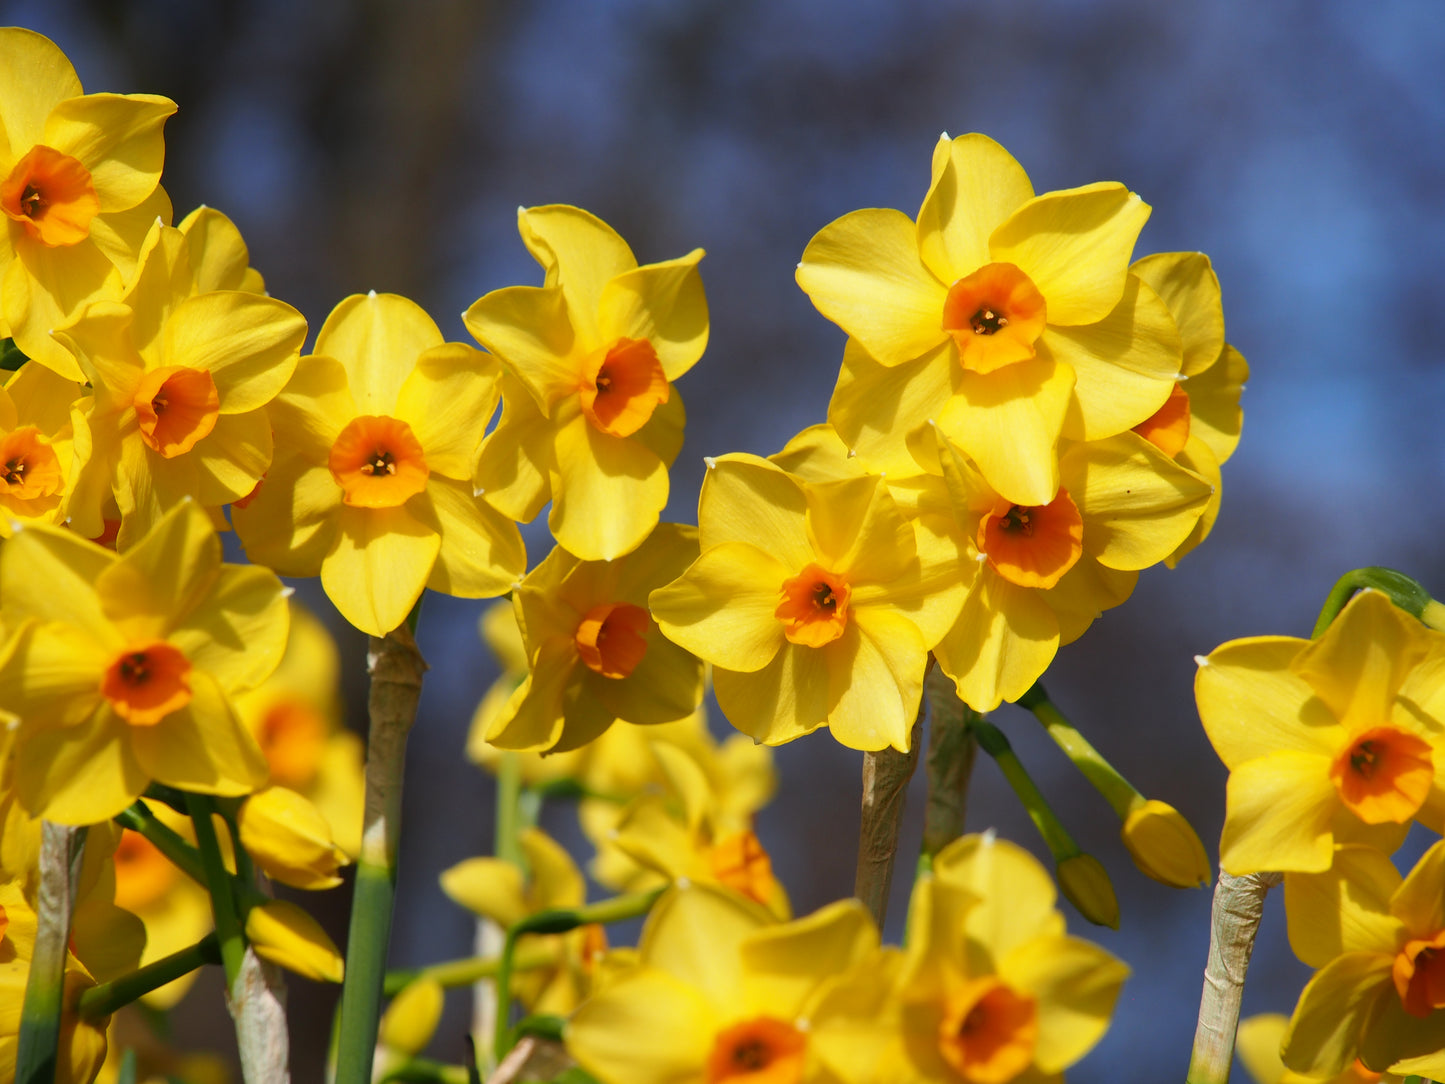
[1312,567,1437,637]
[1020,683,1141,820]
[335,618,428,1084]
[379,1059,470,1084]
[496,753,524,869]
[384,941,558,997]
[77,935,221,1020]
[973,721,1078,860]
[16,822,87,1084]
[115,802,206,882]
[186,795,246,988]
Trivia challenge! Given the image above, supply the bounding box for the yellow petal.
[517,204,636,344]
[192,408,272,506]
[933,570,1060,713]
[1390,836,1445,938]
[422,477,527,599]
[714,644,830,746]
[740,898,878,1019]
[1196,636,1338,766]
[0,622,110,725]
[796,208,950,367]
[484,638,573,751]
[473,372,554,522]
[3,243,111,381]
[232,453,342,577]
[827,337,956,477]
[1130,252,1225,379]
[43,92,174,212]
[439,856,527,926]
[827,609,925,753]
[315,293,442,416]
[549,412,667,561]
[1234,1014,1290,1084]
[320,504,439,637]
[916,133,1034,284]
[1,518,116,631]
[130,669,269,796]
[567,968,719,1084]
[379,978,444,1057]
[640,883,771,1004]
[178,205,261,293]
[1283,845,1403,968]
[394,343,498,479]
[168,563,288,694]
[594,629,703,728]
[0,29,82,152]
[1047,275,1181,441]
[697,454,813,570]
[650,542,789,673]
[245,899,344,982]
[989,182,1150,326]
[1185,343,1249,465]
[1219,752,1338,875]
[521,826,587,909]
[597,248,708,381]
[1163,438,1222,569]
[14,708,147,824]
[462,285,578,413]
[1004,934,1129,1074]
[95,499,220,643]
[1041,555,1136,645]
[931,833,1064,962]
[1281,953,1394,1078]
[161,292,304,413]
[237,785,349,890]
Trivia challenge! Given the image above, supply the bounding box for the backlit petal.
[1281,953,1394,1078]
[640,883,770,1005]
[1390,837,1445,940]
[463,284,579,413]
[714,644,830,746]
[827,337,955,477]
[931,833,1064,964]
[1131,252,1224,379]
[828,608,926,752]
[232,452,342,577]
[168,563,288,694]
[161,292,304,413]
[96,499,220,642]
[650,542,789,673]
[934,571,1059,713]
[597,248,708,381]
[517,204,636,344]
[14,707,148,823]
[192,408,272,506]
[1284,846,1403,968]
[320,504,439,637]
[1005,934,1129,1074]
[394,343,498,480]
[1196,636,1339,765]
[439,857,527,927]
[549,412,667,562]
[917,133,1034,284]
[422,477,527,599]
[1185,343,1248,464]
[130,669,268,795]
[484,638,574,751]
[0,29,82,153]
[473,373,554,522]
[1220,752,1339,874]
[43,92,174,212]
[316,293,442,416]
[1,518,115,629]
[740,898,878,1019]
[697,454,812,571]
[568,968,719,1084]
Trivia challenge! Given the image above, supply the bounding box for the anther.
[970,307,1008,335]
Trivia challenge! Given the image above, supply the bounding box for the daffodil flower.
[232,291,527,636]
[800,133,1180,506]
[0,359,81,533]
[651,454,967,752]
[1196,589,1445,875]
[464,204,707,560]
[0,27,175,380]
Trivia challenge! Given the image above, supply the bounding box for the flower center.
[706,1016,806,1084]
[1328,726,1434,824]
[579,337,670,438]
[574,602,650,679]
[1133,383,1193,459]
[101,641,193,726]
[256,699,329,789]
[977,489,1083,590]
[941,262,1048,375]
[775,563,850,647]
[1392,929,1445,1019]
[328,415,430,508]
[133,366,221,458]
[112,829,179,912]
[708,830,777,907]
[0,145,100,246]
[937,977,1039,1084]
[0,427,62,500]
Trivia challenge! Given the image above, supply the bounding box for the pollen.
[941,262,1048,375]
[0,145,100,246]
[329,415,430,508]
[101,641,193,726]
[574,602,650,679]
[705,1016,806,1084]
[977,489,1083,590]
[1329,726,1433,824]
[133,366,221,457]
[775,564,851,647]
[579,337,670,438]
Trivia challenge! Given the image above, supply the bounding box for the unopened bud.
[245,899,344,983]
[380,977,444,1056]
[1121,799,1211,888]
[1056,854,1119,929]
[237,786,349,890]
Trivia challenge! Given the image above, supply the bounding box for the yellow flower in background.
[651,454,967,752]
[55,218,306,549]
[464,204,707,560]
[1128,251,1249,567]
[0,359,82,533]
[233,601,364,856]
[236,785,350,890]
[0,27,175,380]
[244,898,344,983]
[1280,842,1445,1079]
[0,500,285,823]
[1196,590,1445,875]
[802,133,1180,505]
[566,883,879,1084]
[233,291,526,636]
[1237,1013,1401,1084]
[486,523,704,753]
[95,1007,232,1084]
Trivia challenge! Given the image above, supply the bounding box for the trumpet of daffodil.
[608,741,791,918]
[932,428,1210,711]
[236,785,350,890]
[486,523,704,752]
[650,454,967,752]
[567,882,880,1084]
[0,27,175,380]
[1237,1013,1404,1084]
[1128,251,1249,567]
[803,133,1181,505]
[0,499,285,823]
[0,358,82,534]
[233,601,364,856]
[0,881,110,1084]
[1196,589,1445,875]
[810,833,1129,1084]
[1279,841,1445,1078]
[464,204,706,560]
[232,291,526,636]
[55,218,306,549]
[441,827,604,1014]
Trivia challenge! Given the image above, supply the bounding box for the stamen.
[118,652,151,685]
[19,184,44,218]
[364,450,396,476]
[970,307,1009,335]
[3,459,26,485]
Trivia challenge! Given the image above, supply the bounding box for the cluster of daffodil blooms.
[14,20,1433,1084]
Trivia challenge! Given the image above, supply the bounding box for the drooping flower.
[0,499,286,823]
[232,291,527,636]
[464,204,707,560]
[803,133,1181,505]
[1196,589,1445,875]
[651,454,967,752]
[485,523,704,753]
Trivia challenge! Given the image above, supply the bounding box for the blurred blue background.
[7,0,1445,1079]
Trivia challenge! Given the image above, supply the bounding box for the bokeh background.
[7,0,1445,1079]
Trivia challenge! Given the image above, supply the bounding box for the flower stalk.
[854,675,927,928]
[77,935,221,1020]
[15,822,86,1084]
[921,664,977,862]
[1311,566,1443,636]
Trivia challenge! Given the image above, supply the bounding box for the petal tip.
[1194,654,1210,667]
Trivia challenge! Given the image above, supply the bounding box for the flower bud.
[380,977,444,1056]
[1056,854,1119,929]
[237,785,349,890]
[245,899,344,982]
[1121,799,1211,888]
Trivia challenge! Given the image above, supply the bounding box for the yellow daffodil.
[1196,590,1445,875]
[651,454,967,751]
[464,204,706,560]
[232,291,526,636]
[810,833,1128,1083]
[233,601,364,856]
[236,785,350,890]
[0,500,286,823]
[1280,841,1445,1078]
[485,523,704,752]
[1128,251,1249,567]
[932,428,1210,711]
[55,219,306,549]
[802,133,1180,505]
[244,898,344,983]
[0,27,175,380]
[567,882,879,1084]
[0,358,82,534]
[441,827,604,1014]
